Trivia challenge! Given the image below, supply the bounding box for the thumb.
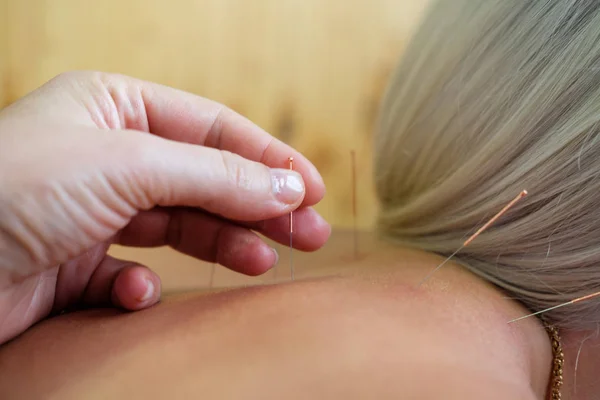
[118,131,306,221]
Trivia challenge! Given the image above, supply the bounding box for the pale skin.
[0,72,598,399]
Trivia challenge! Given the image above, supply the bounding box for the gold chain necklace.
[544,323,564,400]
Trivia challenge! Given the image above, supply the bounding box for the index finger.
[101,73,326,207]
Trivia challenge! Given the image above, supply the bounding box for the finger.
[117,131,310,222]
[245,207,332,251]
[117,208,278,276]
[111,264,161,311]
[128,75,325,207]
[53,243,111,312]
[81,255,161,311]
[117,204,330,252]
[35,71,325,207]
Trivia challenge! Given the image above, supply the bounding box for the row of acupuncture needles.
[207,150,600,325]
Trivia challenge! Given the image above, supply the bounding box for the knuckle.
[218,150,264,192]
[219,151,248,189]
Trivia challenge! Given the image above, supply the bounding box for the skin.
[0,231,556,399]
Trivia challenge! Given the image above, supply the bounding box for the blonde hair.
[375,0,600,330]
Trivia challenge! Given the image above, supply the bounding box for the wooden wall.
[1,0,430,288]
[1,0,429,228]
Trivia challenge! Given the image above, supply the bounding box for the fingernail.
[271,169,305,204]
[139,278,154,302]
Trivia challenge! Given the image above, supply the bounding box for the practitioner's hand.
[0,71,330,344]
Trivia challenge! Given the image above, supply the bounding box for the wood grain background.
[0,0,429,289]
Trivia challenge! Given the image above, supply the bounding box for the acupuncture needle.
[418,190,528,286]
[289,156,295,281]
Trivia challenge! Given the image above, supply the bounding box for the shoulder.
[0,271,541,399]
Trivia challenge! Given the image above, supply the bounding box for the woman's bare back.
[0,232,549,399]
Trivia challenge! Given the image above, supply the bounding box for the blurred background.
[0,0,429,289]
